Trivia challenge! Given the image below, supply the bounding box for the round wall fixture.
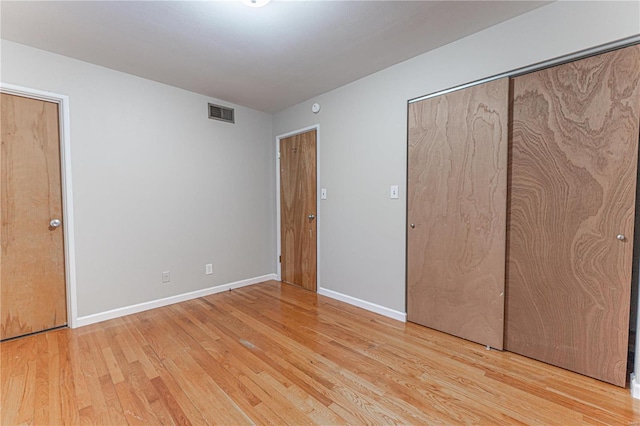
[241,0,271,7]
[312,103,321,114]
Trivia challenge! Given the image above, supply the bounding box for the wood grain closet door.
[1,93,67,340]
[505,45,640,387]
[407,78,509,349]
[280,130,317,292]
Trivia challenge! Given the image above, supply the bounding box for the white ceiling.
[1,1,548,113]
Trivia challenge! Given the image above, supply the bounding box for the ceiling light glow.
[241,0,271,8]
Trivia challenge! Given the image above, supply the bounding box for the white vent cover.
[208,103,235,123]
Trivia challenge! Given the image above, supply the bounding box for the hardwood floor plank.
[141,308,255,424]
[196,292,430,424]
[308,313,579,424]
[316,295,623,421]
[2,280,640,425]
[67,333,92,412]
[14,348,36,424]
[227,309,437,423]
[99,374,127,425]
[33,335,50,425]
[260,376,345,425]
[226,285,539,424]
[119,320,159,381]
[102,347,125,385]
[1,371,27,424]
[204,299,411,424]
[162,305,277,424]
[141,345,207,425]
[225,290,480,423]
[150,376,192,426]
[47,331,64,425]
[57,332,81,425]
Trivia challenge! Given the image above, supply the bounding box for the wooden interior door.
[1,93,67,341]
[407,78,509,349]
[280,129,317,292]
[505,45,640,387]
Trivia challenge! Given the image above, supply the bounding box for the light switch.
[321,188,327,200]
[390,185,399,199]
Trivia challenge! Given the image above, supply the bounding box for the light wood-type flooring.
[2,280,639,425]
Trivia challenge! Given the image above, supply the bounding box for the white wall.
[1,1,638,325]
[1,40,275,318]
[272,1,640,313]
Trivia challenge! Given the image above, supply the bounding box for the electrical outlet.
[162,271,171,283]
[205,263,213,275]
[390,185,399,199]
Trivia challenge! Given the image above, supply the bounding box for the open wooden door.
[1,93,67,340]
[407,78,509,349]
[505,45,640,386]
[280,129,317,292]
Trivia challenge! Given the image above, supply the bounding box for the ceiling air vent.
[208,103,235,123]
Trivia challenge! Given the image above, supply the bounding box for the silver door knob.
[50,219,62,228]
[410,224,415,228]
[308,214,315,220]
[617,234,626,241]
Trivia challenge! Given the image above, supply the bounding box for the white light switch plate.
[390,185,399,199]
[205,264,213,275]
[321,188,327,199]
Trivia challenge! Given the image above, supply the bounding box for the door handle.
[49,219,62,228]
[308,214,315,220]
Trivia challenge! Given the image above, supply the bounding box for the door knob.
[308,214,315,220]
[617,234,626,241]
[410,224,415,228]
[50,219,62,228]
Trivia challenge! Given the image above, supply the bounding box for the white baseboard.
[317,287,407,322]
[632,373,640,399]
[76,274,277,327]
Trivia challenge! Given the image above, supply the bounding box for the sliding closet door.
[407,78,508,349]
[506,45,640,386]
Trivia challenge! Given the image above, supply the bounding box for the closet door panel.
[407,78,509,349]
[506,45,640,386]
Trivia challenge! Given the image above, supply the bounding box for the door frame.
[275,124,320,290]
[0,82,78,329]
